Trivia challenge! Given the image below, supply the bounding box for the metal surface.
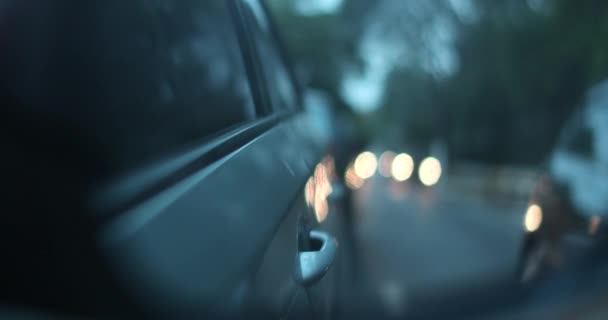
[296,230,338,287]
[99,112,328,317]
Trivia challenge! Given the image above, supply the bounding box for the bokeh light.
[314,163,332,222]
[524,204,543,232]
[345,164,365,190]
[322,155,336,181]
[378,151,396,177]
[391,153,414,182]
[304,178,315,207]
[354,151,378,179]
[418,157,442,186]
[304,162,334,223]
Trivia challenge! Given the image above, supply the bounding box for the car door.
[0,0,338,318]
[93,0,340,319]
[233,1,344,319]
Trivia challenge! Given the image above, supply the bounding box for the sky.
[341,0,475,114]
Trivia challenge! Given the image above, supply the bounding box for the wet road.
[337,175,608,319]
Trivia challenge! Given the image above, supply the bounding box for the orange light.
[345,165,364,190]
[302,163,333,223]
[304,177,314,207]
[322,156,336,181]
[314,197,329,223]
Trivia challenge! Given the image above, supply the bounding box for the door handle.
[295,230,338,286]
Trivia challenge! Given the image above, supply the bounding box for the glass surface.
[3,0,256,172]
[241,0,297,112]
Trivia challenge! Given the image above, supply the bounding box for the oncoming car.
[518,80,608,283]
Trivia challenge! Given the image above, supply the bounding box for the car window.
[3,0,255,173]
[240,0,297,112]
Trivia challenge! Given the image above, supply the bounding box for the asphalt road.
[337,175,608,319]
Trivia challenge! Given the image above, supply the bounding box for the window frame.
[91,0,304,219]
[234,0,304,114]
[258,0,304,110]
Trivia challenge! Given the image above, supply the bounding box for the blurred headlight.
[418,157,442,186]
[354,151,378,179]
[524,204,543,232]
[391,153,414,182]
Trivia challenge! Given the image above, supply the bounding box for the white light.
[525,204,543,232]
[391,153,414,182]
[354,151,378,179]
[418,157,442,186]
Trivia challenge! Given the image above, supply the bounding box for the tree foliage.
[269,0,608,164]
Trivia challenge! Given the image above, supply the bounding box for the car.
[518,80,608,283]
[0,0,347,318]
[372,147,443,188]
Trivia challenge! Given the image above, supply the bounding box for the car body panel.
[0,0,343,318]
[99,113,328,317]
